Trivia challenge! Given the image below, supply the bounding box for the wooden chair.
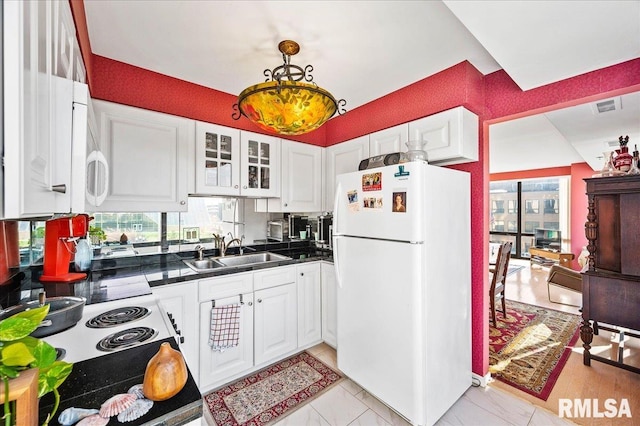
[490,241,512,327]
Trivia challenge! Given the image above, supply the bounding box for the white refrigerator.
[333,162,471,426]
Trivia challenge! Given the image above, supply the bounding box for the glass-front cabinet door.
[240,131,280,198]
[195,122,241,196]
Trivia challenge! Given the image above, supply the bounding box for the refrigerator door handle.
[332,181,342,287]
[333,236,342,288]
[333,181,342,235]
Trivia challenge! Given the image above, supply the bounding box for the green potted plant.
[0,305,72,426]
[88,226,107,247]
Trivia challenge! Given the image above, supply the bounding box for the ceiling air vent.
[591,97,622,115]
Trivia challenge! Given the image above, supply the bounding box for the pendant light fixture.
[232,40,346,135]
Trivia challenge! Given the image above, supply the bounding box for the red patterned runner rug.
[489,300,581,401]
[204,351,343,426]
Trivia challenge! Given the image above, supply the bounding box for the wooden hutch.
[581,175,640,374]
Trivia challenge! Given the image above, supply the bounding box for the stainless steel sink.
[183,252,291,272]
[183,258,225,272]
[0,296,86,338]
[216,252,291,267]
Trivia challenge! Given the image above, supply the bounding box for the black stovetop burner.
[96,326,158,352]
[86,306,151,328]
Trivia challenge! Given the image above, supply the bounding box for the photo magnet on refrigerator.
[347,190,360,212]
[392,191,407,213]
[362,172,382,191]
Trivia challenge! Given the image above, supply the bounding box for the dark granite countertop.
[3,240,332,304]
[2,241,332,426]
[38,338,202,426]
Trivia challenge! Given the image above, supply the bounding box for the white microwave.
[267,219,289,241]
[68,80,109,211]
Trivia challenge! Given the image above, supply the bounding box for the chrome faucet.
[194,245,205,260]
[221,234,244,256]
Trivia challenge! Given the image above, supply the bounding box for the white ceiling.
[490,92,640,173]
[83,0,640,172]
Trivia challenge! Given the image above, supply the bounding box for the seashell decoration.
[117,398,154,422]
[58,407,100,425]
[99,392,137,417]
[76,414,110,426]
[127,383,145,399]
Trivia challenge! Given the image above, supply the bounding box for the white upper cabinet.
[369,124,409,156]
[324,136,369,212]
[240,131,281,198]
[4,1,63,218]
[3,0,89,219]
[260,140,322,212]
[194,122,241,196]
[94,100,194,212]
[409,106,478,165]
[53,0,76,81]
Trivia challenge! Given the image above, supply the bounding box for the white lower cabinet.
[297,263,322,348]
[152,283,198,379]
[321,262,338,348]
[254,283,298,366]
[195,266,298,392]
[199,292,254,391]
[186,262,334,392]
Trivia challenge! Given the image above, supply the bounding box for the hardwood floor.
[492,258,640,425]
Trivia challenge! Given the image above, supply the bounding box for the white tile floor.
[201,338,576,426]
[269,344,576,426]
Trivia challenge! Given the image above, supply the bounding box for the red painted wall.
[325,61,485,144]
[570,163,594,268]
[89,55,326,147]
[69,3,640,377]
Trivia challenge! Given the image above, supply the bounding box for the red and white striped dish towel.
[209,303,241,352]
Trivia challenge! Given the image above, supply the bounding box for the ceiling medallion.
[232,40,346,136]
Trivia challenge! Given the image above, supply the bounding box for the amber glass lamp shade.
[238,81,338,136]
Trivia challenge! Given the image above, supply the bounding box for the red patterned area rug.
[204,351,343,426]
[489,300,581,401]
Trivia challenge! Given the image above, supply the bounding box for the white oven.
[43,294,172,363]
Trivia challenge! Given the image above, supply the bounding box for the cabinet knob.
[234,185,239,189]
[284,203,288,207]
[248,302,253,306]
[180,200,186,205]
[243,185,248,189]
[51,184,67,194]
[300,272,304,276]
[257,299,262,303]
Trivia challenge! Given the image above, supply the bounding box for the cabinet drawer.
[254,266,296,291]
[198,273,253,302]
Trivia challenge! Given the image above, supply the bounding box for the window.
[544,198,559,214]
[91,213,162,244]
[490,177,565,259]
[525,199,539,214]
